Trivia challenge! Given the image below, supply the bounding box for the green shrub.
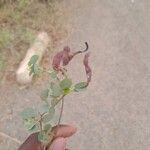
[0,29,11,49]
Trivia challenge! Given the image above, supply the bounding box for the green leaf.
[41,89,49,101]
[49,88,53,96]
[51,98,60,107]
[24,118,36,130]
[29,124,39,132]
[51,83,63,97]
[44,124,52,133]
[63,88,71,94]
[29,64,39,76]
[39,104,49,114]
[38,132,49,143]
[42,107,55,123]
[33,64,39,74]
[74,82,87,92]
[60,78,72,90]
[28,55,39,66]
[20,107,36,120]
[49,71,57,79]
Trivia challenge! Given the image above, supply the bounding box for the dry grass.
[0,0,69,83]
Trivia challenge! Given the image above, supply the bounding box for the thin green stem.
[60,68,68,78]
[54,94,65,107]
[57,97,64,126]
[39,116,43,132]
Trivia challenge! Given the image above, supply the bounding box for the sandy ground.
[0,0,150,150]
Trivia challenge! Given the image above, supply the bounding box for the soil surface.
[0,0,150,150]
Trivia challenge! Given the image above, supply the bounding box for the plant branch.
[39,120,42,132]
[51,94,65,107]
[39,113,43,132]
[57,98,64,126]
[60,69,68,78]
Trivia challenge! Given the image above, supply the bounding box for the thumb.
[49,138,66,150]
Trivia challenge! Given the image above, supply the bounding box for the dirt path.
[0,0,150,149]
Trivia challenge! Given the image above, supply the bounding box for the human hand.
[18,125,77,150]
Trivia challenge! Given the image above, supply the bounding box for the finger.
[48,138,66,150]
[46,125,76,149]
[52,125,77,139]
[18,125,77,150]
[18,133,41,150]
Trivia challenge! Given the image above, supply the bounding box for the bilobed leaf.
[60,78,72,90]
[29,64,39,76]
[29,124,39,132]
[38,132,43,142]
[44,124,52,133]
[23,118,36,130]
[42,107,55,123]
[29,65,34,76]
[38,132,49,143]
[51,83,63,97]
[39,104,49,114]
[49,87,53,96]
[28,55,39,66]
[43,113,51,123]
[20,107,36,119]
[33,64,39,74]
[63,88,71,94]
[49,71,57,79]
[74,82,87,92]
[41,89,49,101]
[51,98,60,107]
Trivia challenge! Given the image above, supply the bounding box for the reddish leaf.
[52,42,89,71]
[62,42,89,66]
[62,46,71,66]
[52,51,63,71]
